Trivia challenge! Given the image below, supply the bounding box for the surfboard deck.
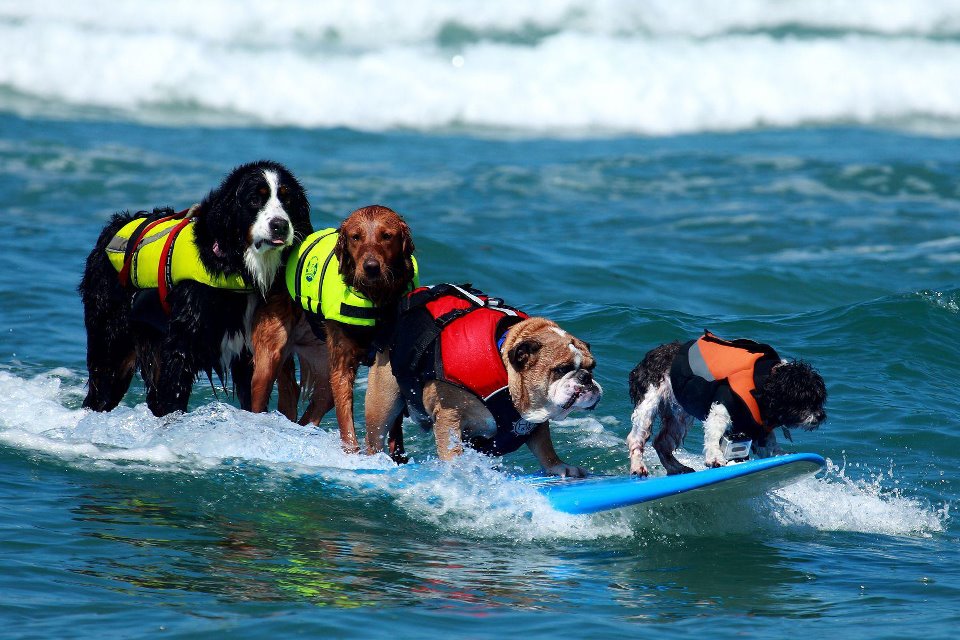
[519,453,825,514]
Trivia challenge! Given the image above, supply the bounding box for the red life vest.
[423,292,523,399]
[390,284,536,456]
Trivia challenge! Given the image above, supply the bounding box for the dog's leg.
[137,337,163,412]
[150,302,202,415]
[626,383,662,476]
[297,344,334,425]
[324,322,365,453]
[420,381,466,461]
[527,422,587,478]
[231,351,254,411]
[752,430,782,458]
[291,325,333,425]
[80,275,136,411]
[80,221,139,411]
[250,296,294,414]
[702,403,732,468]
[387,414,407,464]
[432,408,464,461]
[654,409,695,475]
[153,354,194,415]
[276,356,300,421]
[298,381,335,425]
[83,335,136,412]
[364,349,405,458]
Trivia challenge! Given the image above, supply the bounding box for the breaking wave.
[3,0,960,135]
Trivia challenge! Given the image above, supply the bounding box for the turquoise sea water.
[2,2,959,637]
[1,115,955,639]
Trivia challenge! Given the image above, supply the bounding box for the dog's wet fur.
[79,160,311,416]
[627,341,826,476]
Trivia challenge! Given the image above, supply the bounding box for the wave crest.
[3,1,960,134]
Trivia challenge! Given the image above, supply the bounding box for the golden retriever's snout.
[362,256,382,278]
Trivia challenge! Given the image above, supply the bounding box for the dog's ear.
[397,217,416,283]
[335,224,354,276]
[398,217,415,258]
[508,339,542,372]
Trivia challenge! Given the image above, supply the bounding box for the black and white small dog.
[79,160,312,416]
[626,332,826,476]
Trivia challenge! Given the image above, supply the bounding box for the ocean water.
[0,2,957,638]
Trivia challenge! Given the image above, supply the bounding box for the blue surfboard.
[519,453,825,514]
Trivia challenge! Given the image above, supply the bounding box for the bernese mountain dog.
[79,160,312,416]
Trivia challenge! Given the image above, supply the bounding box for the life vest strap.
[395,284,527,397]
[400,283,516,325]
[157,217,195,315]
[293,230,336,305]
[339,302,379,320]
[117,208,192,288]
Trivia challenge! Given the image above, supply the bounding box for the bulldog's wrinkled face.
[503,317,603,423]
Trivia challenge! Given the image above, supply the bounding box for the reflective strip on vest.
[106,216,251,291]
[286,228,420,326]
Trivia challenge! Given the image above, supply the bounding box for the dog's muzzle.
[562,380,602,411]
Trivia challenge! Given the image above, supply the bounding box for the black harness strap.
[340,303,379,320]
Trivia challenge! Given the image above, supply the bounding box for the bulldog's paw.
[546,463,588,478]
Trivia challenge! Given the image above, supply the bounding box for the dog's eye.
[381,232,393,240]
[351,233,361,241]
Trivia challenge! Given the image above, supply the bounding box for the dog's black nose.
[269,217,289,238]
[575,369,593,384]
[363,258,381,277]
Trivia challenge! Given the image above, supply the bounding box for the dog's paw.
[546,463,588,478]
[704,450,728,469]
[629,459,650,477]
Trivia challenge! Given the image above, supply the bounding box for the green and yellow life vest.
[106,209,252,314]
[286,228,419,326]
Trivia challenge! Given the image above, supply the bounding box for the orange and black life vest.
[669,330,781,438]
[389,284,536,456]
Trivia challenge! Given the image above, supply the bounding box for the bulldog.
[364,285,603,476]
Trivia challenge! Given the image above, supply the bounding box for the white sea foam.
[0,371,947,539]
[632,447,947,537]
[769,458,948,536]
[552,414,624,448]
[2,0,960,135]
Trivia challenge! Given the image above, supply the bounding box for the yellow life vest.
[286,228,419,326]
[106,213,251,294]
